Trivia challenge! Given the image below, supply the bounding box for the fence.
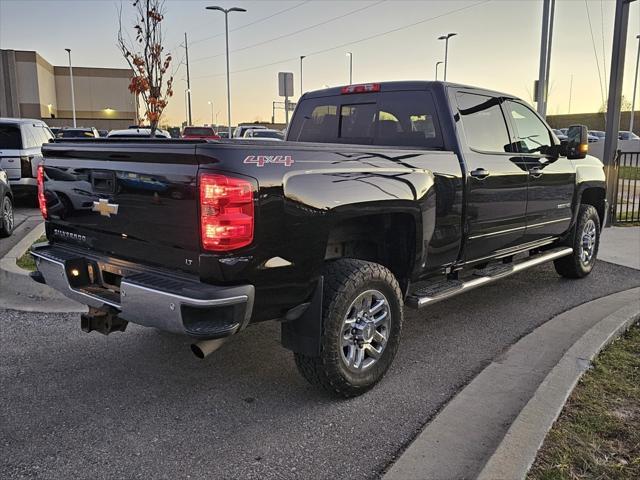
[613,151,640,224]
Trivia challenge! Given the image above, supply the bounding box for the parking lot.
[2,261,639,480]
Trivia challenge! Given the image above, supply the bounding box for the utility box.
[278,72,294,98]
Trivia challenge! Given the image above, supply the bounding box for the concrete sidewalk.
[599,226,640,270]
[384,287,640,480]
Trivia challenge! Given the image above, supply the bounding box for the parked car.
[552,129,567,141]
[233,124,267,138]
[107,128,171,138]
[589,130,606,141]
[243,129,284,140]
[0,166,14,236]
[31,81,605,397]
[182,126,220,140]
[0,117,54,195]
[618,131,640,140]
[217,131,229,139]
[49,127,62,137]
[58,127,99,138]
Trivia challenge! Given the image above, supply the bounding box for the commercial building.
[0,49,136,129]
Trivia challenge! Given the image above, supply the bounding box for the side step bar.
[405,247,573,309]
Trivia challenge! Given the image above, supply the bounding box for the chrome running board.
[405,247,573,309]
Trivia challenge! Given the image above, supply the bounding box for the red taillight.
[341,83,381,94]
[37,164,47,219]
[199,173,254,251]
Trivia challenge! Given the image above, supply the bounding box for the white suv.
[0,118,54,195]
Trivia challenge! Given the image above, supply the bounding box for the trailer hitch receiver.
[81,307,128,335]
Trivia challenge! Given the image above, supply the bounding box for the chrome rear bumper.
[31,244,254,338]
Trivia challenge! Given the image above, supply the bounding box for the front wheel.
[294,259,403,398]
[0,195,14,237]
[554,204,600,278]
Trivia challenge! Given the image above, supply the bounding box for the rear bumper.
[31,243,254,339]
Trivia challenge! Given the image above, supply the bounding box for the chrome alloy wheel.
[2,197,13,232]
[580,218,597,265]
[340,289,391,372]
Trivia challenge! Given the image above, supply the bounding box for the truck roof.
[300,80,518,102]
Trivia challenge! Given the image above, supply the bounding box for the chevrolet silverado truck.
[30,81,606,397]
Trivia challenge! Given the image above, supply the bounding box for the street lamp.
[437,33,457,82]
[346,52,353,84]
[208,100,214,126]
[300,55,306,96]
[206,5,246,139]
[435,61,443,81]
[630,34,640,135]
[184,88,191,126]
[64,48,77,127]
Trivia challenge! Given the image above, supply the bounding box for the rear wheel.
[554,204,600,278]
[0,195,14,237]
[294,259,403,398]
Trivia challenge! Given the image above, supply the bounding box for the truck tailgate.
[41,142,201,274]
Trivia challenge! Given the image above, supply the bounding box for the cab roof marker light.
[340,83,381,94]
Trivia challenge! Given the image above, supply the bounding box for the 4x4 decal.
[244,155,294,167]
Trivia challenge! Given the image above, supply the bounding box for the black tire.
[554,204,600,278]
[0,195,14,237]
[294,259,403,398]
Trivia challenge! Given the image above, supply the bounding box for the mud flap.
[280,277,323,356]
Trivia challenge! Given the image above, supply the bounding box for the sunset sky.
[1,0,639,127]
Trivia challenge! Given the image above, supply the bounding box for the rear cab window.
[288,89,443,149]
[0,124,23,149]
[184,127,215,136]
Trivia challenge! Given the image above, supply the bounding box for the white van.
[0,118,54,194]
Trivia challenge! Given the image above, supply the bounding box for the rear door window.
[289,90,442,148]
[456,92,511,153]
[0,124,23,149]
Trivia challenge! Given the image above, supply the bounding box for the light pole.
[184,32,193,126]
[630,34,640,135]
[437,33,457,82]
[568,74,573,114]
[64,48,76,127]
[206,5,246,139]
[435,61,443,81]
[184,89,189,126]
[300,55,305,96]
[346,52,353,84]
[208,100,214,126]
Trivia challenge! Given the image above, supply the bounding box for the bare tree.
[118,0,173,136]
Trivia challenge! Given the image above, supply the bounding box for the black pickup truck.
[31,81,606,397]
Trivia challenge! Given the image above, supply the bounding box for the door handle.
[470,168,490,179]
[529,167,543,178]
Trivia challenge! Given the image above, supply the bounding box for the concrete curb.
[0,221,45,275]
[477,300,640,479]
[0,224,85,312]
[383,287,640,480]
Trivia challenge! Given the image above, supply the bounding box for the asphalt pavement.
[0,196,40,259]
[2,260,639,480]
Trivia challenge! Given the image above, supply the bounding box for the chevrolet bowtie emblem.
[92,199,119,217]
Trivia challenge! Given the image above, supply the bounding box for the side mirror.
[563,124,588,159]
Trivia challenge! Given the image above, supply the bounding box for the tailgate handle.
[92,171,116,194]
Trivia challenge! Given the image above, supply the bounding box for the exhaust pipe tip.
[191,338,226,359]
